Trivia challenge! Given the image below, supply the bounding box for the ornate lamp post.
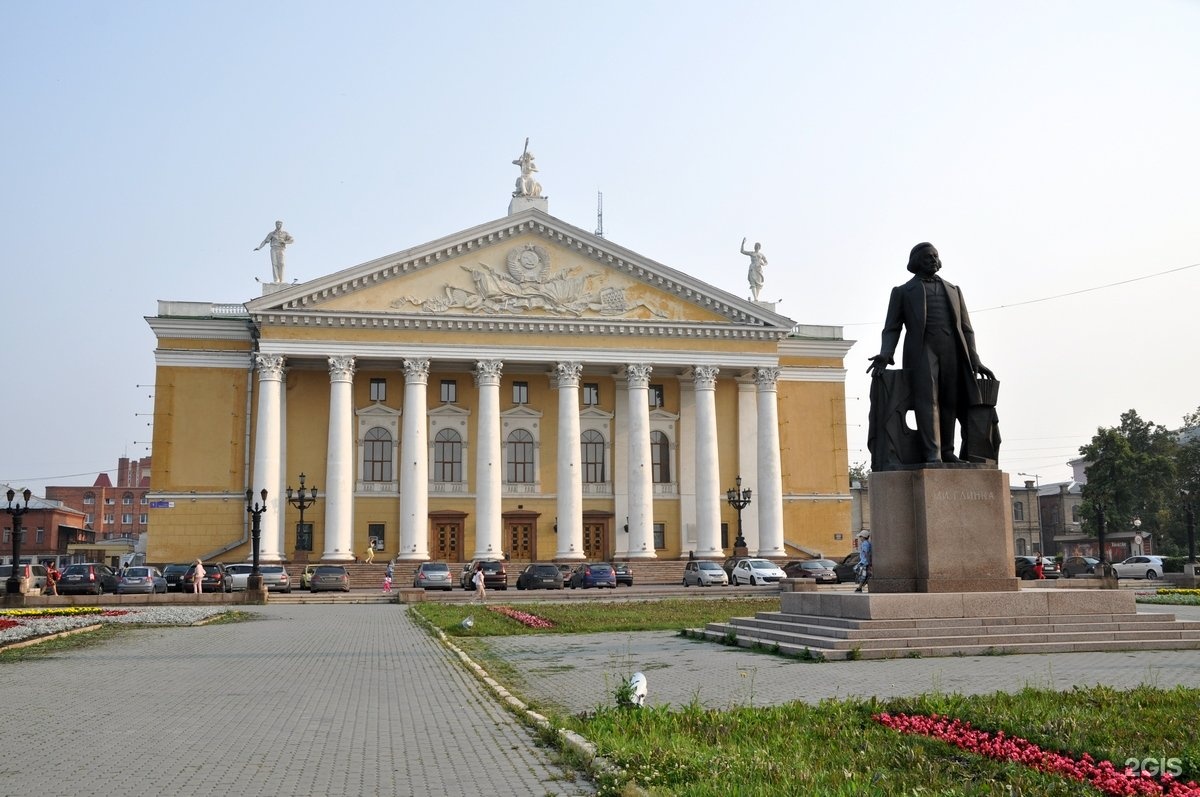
[4,488,32,595]
[725,476,752,551]
[1182,489,1196,565]
[245,489,268,592]
[1132,517,1143,555]
[286,473,319,555]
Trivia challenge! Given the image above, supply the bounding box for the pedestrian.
[472,562,486,604]
[383,561,394,593]
[192,559,205,594]
[364,542,375,564]
[1033,552,1045,580]
[854,530,872,593]
[45,562,60,596]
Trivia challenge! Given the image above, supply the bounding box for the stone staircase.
[696,589,1200,661]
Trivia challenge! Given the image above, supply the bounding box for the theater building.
[145,175,853,565]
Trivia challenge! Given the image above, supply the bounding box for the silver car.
[682,560,729,587]
[225,563,254,591]
[259,565,292,593]
[116,566,167,594]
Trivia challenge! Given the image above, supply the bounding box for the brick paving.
[0,604,593,797]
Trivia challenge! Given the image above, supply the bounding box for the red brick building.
[1,486,92,566]
[45,456,152,541]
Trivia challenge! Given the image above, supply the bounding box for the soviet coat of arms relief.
[391,243,668,319]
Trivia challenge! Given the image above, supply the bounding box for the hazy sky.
[2,1,1197,498]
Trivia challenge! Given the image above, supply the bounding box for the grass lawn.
[413,596,1200,796]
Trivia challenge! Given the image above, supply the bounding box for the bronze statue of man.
[868,243,995,464]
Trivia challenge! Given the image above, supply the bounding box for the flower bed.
[488,606,555,629]
[874,711,1200,796]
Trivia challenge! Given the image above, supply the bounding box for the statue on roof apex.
[512,138,542,198]
[254,220,294,283]
[740,238,767,301]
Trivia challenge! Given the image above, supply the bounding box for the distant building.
[46,456,152,541]
[1,485,91,566]
[1010,479,1042,556]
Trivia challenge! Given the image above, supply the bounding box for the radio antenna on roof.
[595,190,604,238]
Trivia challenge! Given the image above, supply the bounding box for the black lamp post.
[1095,504,1107,564]
[245,488,268,592]
[286,473,319,554]
[1183,489,1196,564]
[725,475,752,550]
[4,488,32,595]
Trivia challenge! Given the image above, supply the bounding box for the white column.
[736,376,761,552]
[755,367,785,557]
[399,358,430,561]
[251,353,285,562]
[625,364,656,559]
[692,366,723,558]
[554,362,585,560]
[676,375,697,556]
[612,376,630,558]
[322,356,355,561]
[473,360,503,558]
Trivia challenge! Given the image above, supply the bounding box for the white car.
[730,558,786,586]
[225,563,254,591]
[682,560,730,587]
[1112,555,1165,580]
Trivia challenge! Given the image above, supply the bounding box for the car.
[225,563,254,591]
[310,565,350,592]
[569,562,617,589]
[182,562,233,593]
[834,553,862,584]
[730,558,786,586]
[162,563,191,592]
[722,556,753,578]
[782,559,839,583]
[556,563,574,585]
[613,563,633,587]
[57,563,120,595]
[682,560,729,587]
[299,564,320,590]
[460,559,508,590]
[515,562,564,590]
[0,563,48,594]
[1062,556,1101,578]
[116,566,167,594]
[1112,555,1165,580]
[1014,556,1061,580]
[259,565,292,593]
[413,561,454,591]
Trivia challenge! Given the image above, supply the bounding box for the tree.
[848,461,870,487]
[1078,410,1177,553]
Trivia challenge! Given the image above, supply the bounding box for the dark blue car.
[568,562,617,589]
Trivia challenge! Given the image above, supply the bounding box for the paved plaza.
[4,601,1200,796]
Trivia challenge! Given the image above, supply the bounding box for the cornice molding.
[779,366,849,383]
[154,349,253,369]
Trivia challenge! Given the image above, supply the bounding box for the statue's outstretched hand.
[867,355,890,377]
[975,364,996,380]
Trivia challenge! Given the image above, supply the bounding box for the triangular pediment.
[246,208,794,334]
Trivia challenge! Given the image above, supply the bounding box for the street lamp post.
[4,488,32,595]
[245,489,268,593]
[725,476,752,551]
[1095,504,1108,564]
[1182,490,1196,564]
[1132,517,1143,555]
[286,473,319,556]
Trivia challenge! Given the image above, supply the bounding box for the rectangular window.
[720,522,729,549]
[649,384,665,408]
[3,529,9,543]
[1013,502,1024,522]
[368,523,386,552]
[653,523,666,550]
[36,528,44,544]
[583,383,600,406]
[104,498,115,506]
[139,514,148,524]
[85,514,92,525]
[104,514,114,525]
[513,381,529,405]
[83,495,95,505]
[440,380,457,403]
[122,495,133,505]
[370,378,387,402]
[122,514,133,524]
[140,496,148,505]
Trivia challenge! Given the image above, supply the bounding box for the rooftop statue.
[254,220,294,283]
[512,138,542,198]
[740,238,767,301]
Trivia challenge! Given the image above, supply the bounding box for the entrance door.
[433,521,463,561]
[506,522,533,561]
[583,522,607,560]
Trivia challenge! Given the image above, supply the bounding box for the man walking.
[854,530,872,593]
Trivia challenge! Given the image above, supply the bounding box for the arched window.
[363,427,393,482]
[506,429,535,483]
[434,428,463,482]
[1013,501,1024,521]
[1071,505,1081,522]
[581,429,606,483]
[651,431,671,484]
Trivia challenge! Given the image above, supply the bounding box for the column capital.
[690,365,720,390]
[753,366,781,390]
[328,355,356,382]
[255,353,285,381]
[623,363,653,388]
[553,361,583,389]
[403,358,431,385]
[473,359,504,387]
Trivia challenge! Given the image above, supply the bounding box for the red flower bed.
[874,712,1200,796]
[488,606,555,629]
[0,619,21,631]
[100,610,131,617]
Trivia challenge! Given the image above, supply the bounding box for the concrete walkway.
[0,604,594,797]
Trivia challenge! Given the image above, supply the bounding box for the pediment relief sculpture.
[390,244,668,319]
